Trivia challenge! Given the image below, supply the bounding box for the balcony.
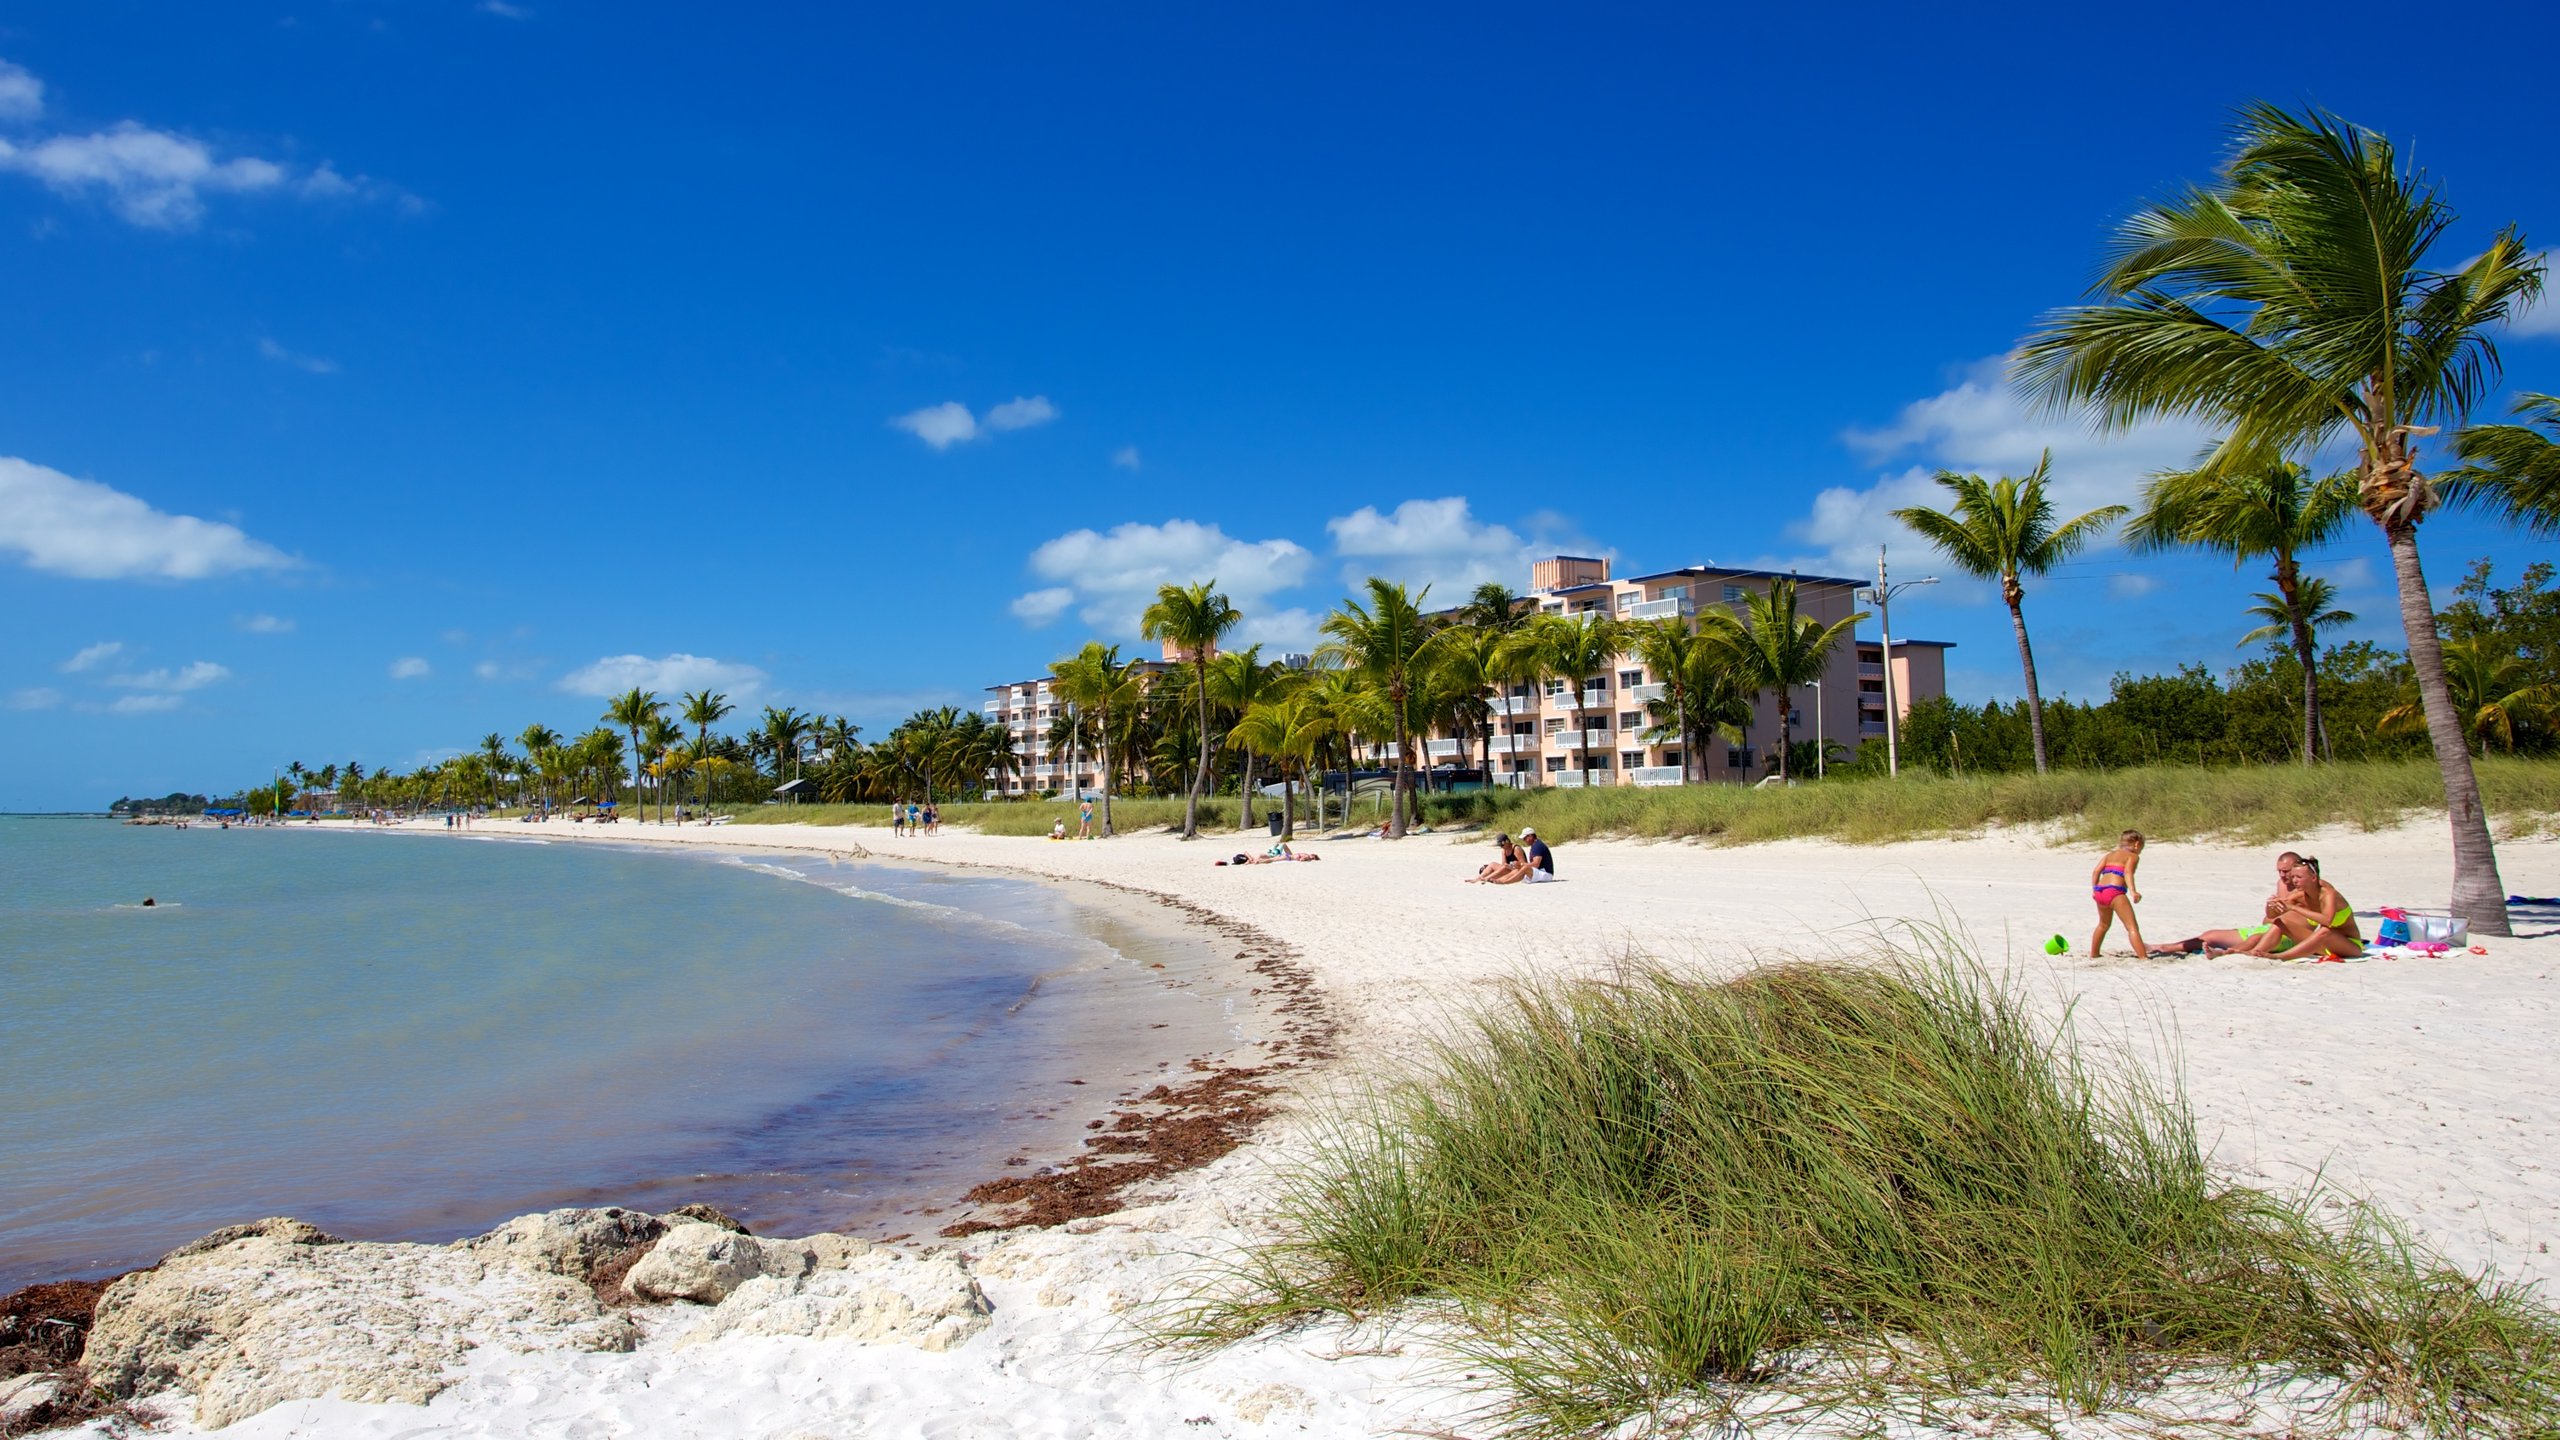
[1489,695,1538,716]
[1426,738,1463,760]
[1626,596,1693,622]
[1627,682,1665,705]
[1632,766,1685,787]
[1553,770,1586,788]
[1488,734,1535,755]
[1551,729,1614,750]
[1859,662,1885,679]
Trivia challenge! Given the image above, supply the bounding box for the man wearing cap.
[1520,827,1555,882]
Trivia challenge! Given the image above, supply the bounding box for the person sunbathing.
[1466,835,1533,884]
[2265,856,2362,959]
[2153,848,2299,955]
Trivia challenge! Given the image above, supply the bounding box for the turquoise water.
[0,818,1248,1290]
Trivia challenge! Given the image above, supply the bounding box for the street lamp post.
[1808,679,1824,780]
[1857,546,1938,779]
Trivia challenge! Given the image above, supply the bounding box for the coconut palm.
[641,714,682,821]
[1496,612,1627,790]
[2128,457,2358,765]
[1139,582,1244,839]
[1464,581,1528,633]
[1630,613,1754,783]
[1051,642,1141,836]
[2015,101,2540,933]
[1229,692,1327,839]
[2379,636,2554,755]
[1892,454,2123,774]
[2449,392,2560,536]
[755,706,812,793]
[1731,579,1867,783]
[1317,579,1439,836]
[1208,645,1296,832]
[1427,625,1512,784]
[605,688,666,812]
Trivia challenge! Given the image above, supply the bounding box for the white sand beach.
[70,816,2560,1438]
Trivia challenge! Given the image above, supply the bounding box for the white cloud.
[1111,446,1142,471]
[0,59,401,230]
[1009,586,1075,626]
[479,0,533,17]
[892,395,1059,450]
[1013,519,1314,638]
[2109,573,2158,599]
[1325,497,1542,600]
[257,336,338,375]
[108,693,183,714]
[0,455,294,579]
[1792,355,2210,579]
[61,640,124,672]
[556,652,767,698]
[891,401,980,450]
[237,613,294,633]
[0,59,43,121]
[474,660,501,680]
[983,395,1058,431]
[2509,253,2560,338]
[107,661,229,692]
[389,656,430,680]
[7,687,61,711]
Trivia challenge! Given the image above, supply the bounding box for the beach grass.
[1411,755,2560,848]
[1164,940,2560,1436]
[726,796,1220,835]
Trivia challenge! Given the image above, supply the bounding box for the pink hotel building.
[983,555,1950,796]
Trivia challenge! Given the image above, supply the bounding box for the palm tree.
[1892,453,2123,774]
[1497,612,1626,790]
[1229,692,1330,839]
[1428,625,1510,784]
[755,706,812,795]
[1464,581,1527,633]
[2240,574,2355,648]
[680,690,735,816]
[641,714,682,821]
[2379,636,2553,755]
[2127,457,2358,765]
[1731,580,1867,783]
[517,725,560,811]
[2015,101,2540,934]
[1051,642,1138,836]
[1317,579,1439,836]
[1208,645,1296,832]
[1630,613,1753,782]
[2450,392,2560,535]
[605,688,666,813]
[1139,582,1244,839]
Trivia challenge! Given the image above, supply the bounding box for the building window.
[1729,746,1750,768]
[1659,583,1688,601]
[1620,752,1642,769]
[1722,584,1744,603]
[1618,669,1642,688]
[1661,750,1681,768]
[1543,717,1566,734]
[1585,675,1609,693]
[1619,711,1642,729]
[1590,754,1614,770]
[1545,756,1568,772]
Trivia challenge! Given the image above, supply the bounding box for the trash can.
[1267,811,1284,837]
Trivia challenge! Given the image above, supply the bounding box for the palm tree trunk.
[1280,767,1296,840]
[2275,558,2321,767]
[1775,693,1792,782]
[1099,702,1116,837]
[1238,749,1259,833]
[2006,582,2051,775]
[2385,527,2511,936]
[1185,653,1210,839]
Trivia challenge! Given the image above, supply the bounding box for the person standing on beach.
[1078,796,1095,840]
[891,801,905,837]
[2088,830,2149,958]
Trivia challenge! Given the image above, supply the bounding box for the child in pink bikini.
[2087,830,2149,958]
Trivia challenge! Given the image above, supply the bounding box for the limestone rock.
[664,1202,750,1234]
[677,1248,991,1353]
[0,1372,69,1426]
[160,1216,340,1262]
[620,1222,872,1305]
[85,1220,638,1429]
[459,1206,665,1282]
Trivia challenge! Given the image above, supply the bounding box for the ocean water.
[0,817,1252,1290]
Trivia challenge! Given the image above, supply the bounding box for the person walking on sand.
[2088,830,2149,958]
[1078,796,1095,840]
[890,800,906,837]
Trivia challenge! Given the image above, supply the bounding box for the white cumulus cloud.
[891,395,1059,450]
[61,640,124,672]
[108,693,183,714]
[1111,446,1142,471]
[0,456,293,580]
[1013,519,1313,640]
[0,58,402,230]
[0,59,43,121]
[556,653,767,698]
[1790,355,2210,580]
[1326,497,1537,600]
[389,656,430,680]
[2509,253,2560,338]
[236,613,294,634]
[107,660,229,692]
[983,395,1058,431]
[7,687,62,711]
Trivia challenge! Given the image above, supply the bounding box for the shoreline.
[13,813,2560,1436]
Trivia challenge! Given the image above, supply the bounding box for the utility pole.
[1860,546,1937,779]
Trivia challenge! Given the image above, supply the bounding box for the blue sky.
[1,3,2553,810]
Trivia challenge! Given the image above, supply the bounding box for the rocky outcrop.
[79,1210,991,1428]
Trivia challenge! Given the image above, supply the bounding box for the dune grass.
[726,796,1216,835]
[1413,755,2560,847]
[1164,943,2560,1436]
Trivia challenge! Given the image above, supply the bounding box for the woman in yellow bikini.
[2264,855,2362,959]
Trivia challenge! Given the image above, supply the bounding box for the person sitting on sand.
[2088,830,2148,958]
[2156,849,2300,955]
[2266,856,2362,960]
[1467,834,1533,884]
[1049,818,1067,840]
[1520,827,1555,882]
